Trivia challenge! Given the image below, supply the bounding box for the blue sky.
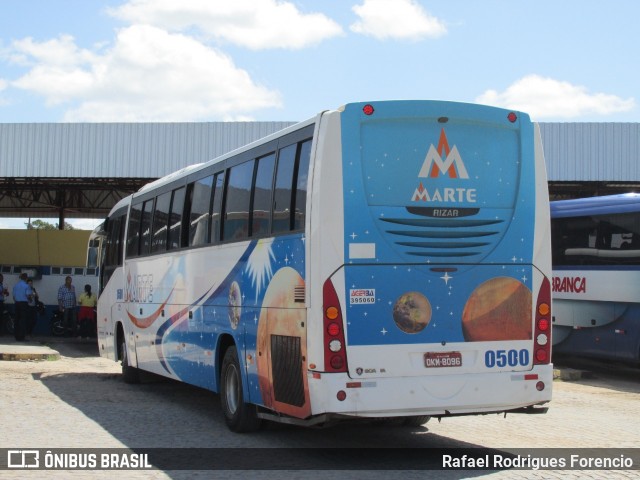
[1,0,638,124]
[1,0,639,228]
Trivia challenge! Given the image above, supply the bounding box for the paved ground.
[0,336,638,479]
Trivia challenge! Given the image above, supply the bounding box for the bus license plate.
[424,351,462,368]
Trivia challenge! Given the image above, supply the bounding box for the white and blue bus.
[96,100,552,432]
[551,193,640,364]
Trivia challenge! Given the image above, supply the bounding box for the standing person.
[57,276,77,337]
[12,273,32,341]
[0,273,8,304]
[0,273,8,335]
[78,284,97,339]
[27,279,40,338]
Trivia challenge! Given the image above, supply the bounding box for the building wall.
[0,230,90,267]
[539,123,640,182]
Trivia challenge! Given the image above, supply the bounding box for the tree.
[25,219,75,230]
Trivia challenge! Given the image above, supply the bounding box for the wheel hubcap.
[225,364,239,414]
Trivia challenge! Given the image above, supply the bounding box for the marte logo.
[412,128,476,203]
[419,128,469,179]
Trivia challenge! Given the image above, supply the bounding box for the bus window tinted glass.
[272,144,296,234]
[252,153,275,237]
[103,214,124,288]
[167,187,185,250]
[294,139,312,231]
[140,200,154,255]
[106,216,121,267]
[189,175,213,246]
[211,172,225,243]
[552,212,640,265]
[223,161,254,241]
[126,203,142,257]
[152,192,171,253]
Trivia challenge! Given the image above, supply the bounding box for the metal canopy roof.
[0,121,295,221]
[0,121,638,222]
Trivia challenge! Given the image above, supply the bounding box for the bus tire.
[120,337,140,384]
[404,415,431,427]
[220,346,261,433]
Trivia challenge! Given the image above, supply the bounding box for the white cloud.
[476,75,636,120]
[10,36,97,106]
[4,0,345,120]
[350,0,446,40]
[108,0,343,50]
[9,25,282,121]
[9,35,97,68]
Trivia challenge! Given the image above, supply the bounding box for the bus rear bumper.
[306,364,553,420]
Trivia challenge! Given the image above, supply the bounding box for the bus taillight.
[323,279,348,373]
[537,318,550,331]
[327,322,340,336]
[534,277,551,365]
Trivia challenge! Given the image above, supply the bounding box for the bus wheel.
[120,337,140,384]
[404,415,431,427]
[220,346,261,433]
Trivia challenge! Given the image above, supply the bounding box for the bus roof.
[550,193,640,218]
[132,116,318,199]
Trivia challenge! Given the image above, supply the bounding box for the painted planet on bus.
[392,292,432,334]
[256,266,310,418]
[228,281,241,330]
[462,277,532,342]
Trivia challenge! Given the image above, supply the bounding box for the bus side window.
[293,139,312,231]
[167,187,185,250]
[223,161,254,242]
[152,191,171,253]
[272,144,296,234]
[252,153,275,237]
[140,199,154,256]
[210,172,225,244]
[188,175,214,247]
[126,203,142,257]
[87,240,98,268]
[103,214,124,288]
[116,216,125,266]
